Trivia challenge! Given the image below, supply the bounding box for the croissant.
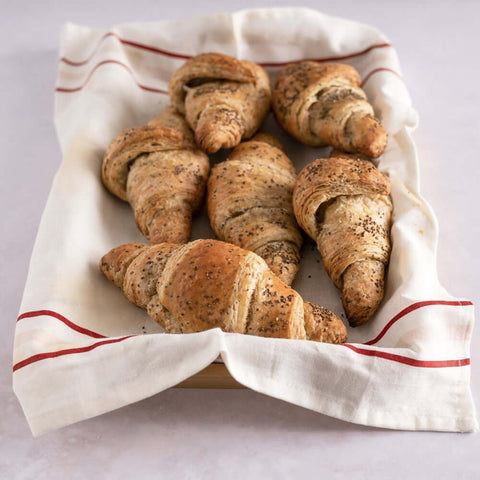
[102,106,210,244]
[272,62,388,158]
[168,53,271,153]
[293,152,392,326]
[207,133,302,285]
[100,239,347,344]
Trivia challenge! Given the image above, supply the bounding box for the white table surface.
[1,0,479,478]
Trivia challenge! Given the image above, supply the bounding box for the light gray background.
[1,0,479,478]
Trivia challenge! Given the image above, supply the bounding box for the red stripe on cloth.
[14,300,472,373]
[365,300,474,346]
[59,32,191,67]
[17,310,106,339]
[12,335,136,372]
[361,67,402,86]
[55,59,168,94]
[59,31,391,68]
[259,43,392,67]
[55,59,398,95]
[342,343,470,368]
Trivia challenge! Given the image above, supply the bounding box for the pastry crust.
[293,153,392,326]
[168,53,271,153]
[207,133,303,284]
[102,106,210,244]
[272,61,388,158]
[100,239,348,343]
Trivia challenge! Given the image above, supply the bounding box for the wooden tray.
[175,363,244,389]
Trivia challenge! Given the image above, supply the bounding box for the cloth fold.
[13,7,477,435]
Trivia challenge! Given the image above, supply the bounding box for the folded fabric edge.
[12,313,478,435]
[220,348,479,433]
[13,330,226,436]
[13,300,474,373]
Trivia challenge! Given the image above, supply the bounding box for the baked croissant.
[102,106,210,244]
[272,62,388,158]
[293,152,392,326]
[168,53,271,153]
[100,239,347,344]
[207,133,303,285]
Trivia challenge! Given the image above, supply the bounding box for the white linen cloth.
[13,7,477,435]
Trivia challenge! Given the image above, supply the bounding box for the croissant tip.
[342,260,386,327]
[202,139,223,154]
[197,130,240,153]
[343,299,378,327]
[351,118,388,158]
[304,302,348,344]
[99,243,148,288]
[346,316,370,328]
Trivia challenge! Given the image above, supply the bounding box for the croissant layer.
[169,53,271,153]
[207,133,303,284]
[293,153,392,326]
[102,106,210,244]
[100,239,347,343]
[272,61,388,158]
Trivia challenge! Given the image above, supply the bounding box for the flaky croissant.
[102,106,210,244]
[272,62,388,158]
[293,152,392,326]
[100,239,347,343]
[168,53,271,153]
[207,133,302,285]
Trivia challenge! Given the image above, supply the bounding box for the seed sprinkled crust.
[207,133,303,285]
[102,106,210,244]
[272,61,387,157]
[168,53,271,153]
[293,152,392,326]
[99,239,347,343]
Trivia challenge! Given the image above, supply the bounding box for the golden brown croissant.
[102,106,210,244]
[100,239,347,344]
[293,152,392,326]
[272,62,388,158]
[168,53,271,153]
[207,133,303,285]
